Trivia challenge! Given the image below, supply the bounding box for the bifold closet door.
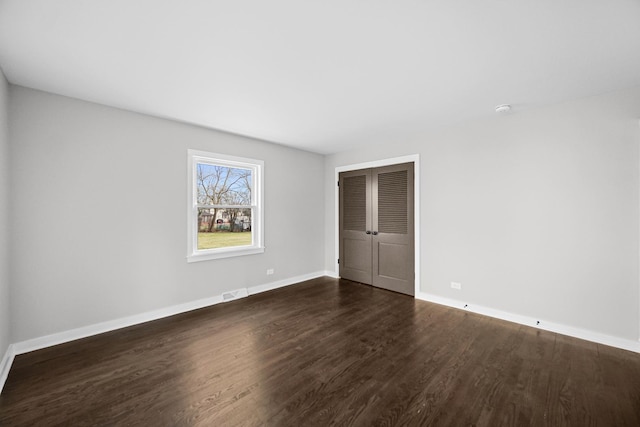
[339,162,414,296]
[371,163,414,296]
[339,169,373,285]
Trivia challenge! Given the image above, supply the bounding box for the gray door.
[339,162,414,296]
[372,163,414,295]
[339,169,373,284]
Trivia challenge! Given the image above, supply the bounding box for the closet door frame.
[334,154,420,297]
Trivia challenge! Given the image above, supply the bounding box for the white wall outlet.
[451,282,462,290]
[266,268,274,275]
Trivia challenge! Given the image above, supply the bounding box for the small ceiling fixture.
[495,104,512,114]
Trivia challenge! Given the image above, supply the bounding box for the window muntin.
[188,150,263,262]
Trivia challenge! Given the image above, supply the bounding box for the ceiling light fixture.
[495,104,512,114]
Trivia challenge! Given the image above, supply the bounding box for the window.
[187,150,264,262]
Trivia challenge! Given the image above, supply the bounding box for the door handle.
[372,231,378,235]
[366,230,371,234]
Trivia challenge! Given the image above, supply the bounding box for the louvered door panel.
[343,175,367,231]
[377,170,408,234]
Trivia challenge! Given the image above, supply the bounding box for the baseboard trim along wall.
[323,270,340,279]
[0,344,16,395]
[415,291,640,354]
[0,271,326,394]
[4,275,639,394]
[14,271,327,356]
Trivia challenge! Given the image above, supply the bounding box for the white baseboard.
[0,271,330,394]
[6,273,635,395]
[11,271,327,358]
[247,271,327,295]
[11,294,223,356]
[0,344,16,394]
[323,270,340,279]
[416,291,640,354]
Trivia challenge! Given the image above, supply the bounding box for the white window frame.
[187,149,264,262]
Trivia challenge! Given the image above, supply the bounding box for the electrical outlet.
[450,282,462,290]
[266,268,274,275]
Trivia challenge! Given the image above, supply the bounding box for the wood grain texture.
[1,277,639,426]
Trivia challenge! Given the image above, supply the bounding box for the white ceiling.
[1,0,640,154]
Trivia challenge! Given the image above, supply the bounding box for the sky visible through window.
[197,163,252,206]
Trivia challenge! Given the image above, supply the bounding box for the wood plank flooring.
[1,277,639,426]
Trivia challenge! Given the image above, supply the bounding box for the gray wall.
[0,70,9,357]
[6,82,640,347]
[9,86,325,343]
[325,87,640,341]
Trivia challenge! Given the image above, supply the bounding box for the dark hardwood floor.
[1,277,639,426]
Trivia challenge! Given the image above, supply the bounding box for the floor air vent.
[222,288,248,302]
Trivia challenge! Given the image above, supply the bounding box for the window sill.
[187,246,265,263]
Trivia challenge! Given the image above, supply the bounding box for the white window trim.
[187,149,264,263]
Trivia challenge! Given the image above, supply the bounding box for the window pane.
[197,207,252,250]
[196,163,252,206]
